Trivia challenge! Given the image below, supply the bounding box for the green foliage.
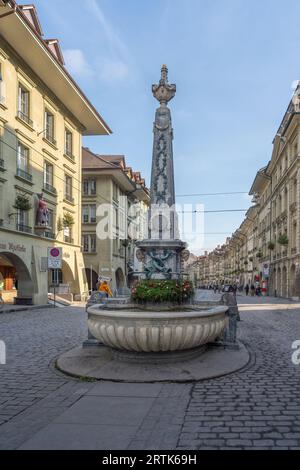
[277,234,288,246]
[131,279,194,304]
[57,216,63,232]
[13,194,32,211]
[63,212,75,227]
[256,251,262,258]
[268,241,275,250]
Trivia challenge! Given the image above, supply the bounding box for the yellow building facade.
[82,148,149,293]
[189,82,300,298]
[0,2,111,304]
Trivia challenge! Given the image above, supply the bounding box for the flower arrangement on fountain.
[131,279,194,304]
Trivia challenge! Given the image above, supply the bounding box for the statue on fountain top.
[152,65,176,107]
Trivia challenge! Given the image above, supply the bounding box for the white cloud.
[63,49,94,78]
[87,0,129,60]
[99,60,129,82]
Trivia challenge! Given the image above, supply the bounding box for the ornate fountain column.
[136,65,188,279]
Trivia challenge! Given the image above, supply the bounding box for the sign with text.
[48,247,62,269]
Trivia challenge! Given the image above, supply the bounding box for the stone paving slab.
[53,395,155,426]
[19,423,137,450]
[86,382,163,397]
[56,342,249,383]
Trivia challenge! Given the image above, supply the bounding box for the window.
[48,209,54,229]
[0,63,6,105]
[83,234,89,252]
[65,128,73,158]
[83,179,96,196]
[90,234,96,252]
[82,205,89,224]
[90,205,96,223]
[43,161,55,193]
[45,109,55,145]
[82,234,96,253]
[82,204,96,223]
[44,208,55,238]
[64,223,73,243]
[64,174,73,202]
[51,269,62,285]
[18,84,31,125]
[17,142,31,181]
[17,209,30,233]
[113,182,118,203]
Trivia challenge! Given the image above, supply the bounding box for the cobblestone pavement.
[0,306,91,449]
[176,295,300,450]
[0,295,300,449]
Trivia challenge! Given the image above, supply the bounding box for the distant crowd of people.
[199,281,263,297]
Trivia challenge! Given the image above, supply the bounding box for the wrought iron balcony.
[45,132,57,146]
[44,230,55,239]
[43,182,57,195]
[17,110,33,127]
[16,223,32,234]
[16,167,32,182]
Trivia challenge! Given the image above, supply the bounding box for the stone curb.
[55,340,251,384]
[0,304,52,314]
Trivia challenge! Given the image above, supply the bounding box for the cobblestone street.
[0,294,300,449]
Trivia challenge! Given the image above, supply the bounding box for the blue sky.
[33,0,300,253]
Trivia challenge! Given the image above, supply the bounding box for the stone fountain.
[56,67,248,382]
[86,66,229,354]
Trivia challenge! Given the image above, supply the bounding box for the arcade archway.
[85,267,98,292]
[0,252,34,304]
[115,267,125,290]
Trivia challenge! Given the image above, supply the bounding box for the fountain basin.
[87,305,228,352]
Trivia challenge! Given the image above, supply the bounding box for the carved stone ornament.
[181,249,190,262]
[152,64,176,106]
[136,249,145,262]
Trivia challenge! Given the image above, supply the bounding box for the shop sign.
[0,242,26,253]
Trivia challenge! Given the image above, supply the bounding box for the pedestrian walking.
[250,284,255,296]
[245,284,249,296]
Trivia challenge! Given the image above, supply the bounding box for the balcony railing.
[16,223,32,234]
[45,132,57,146]
[16,167,32,182]
[17,110,33,127]
[43,182,57,195]
[64,193,74,204]
[44,230,55,239]
[64,235,74,244]
[0,158,4,170]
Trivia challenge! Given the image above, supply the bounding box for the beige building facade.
[187,81,300,298]
[82,148,149,293]
[0,2,111,304]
